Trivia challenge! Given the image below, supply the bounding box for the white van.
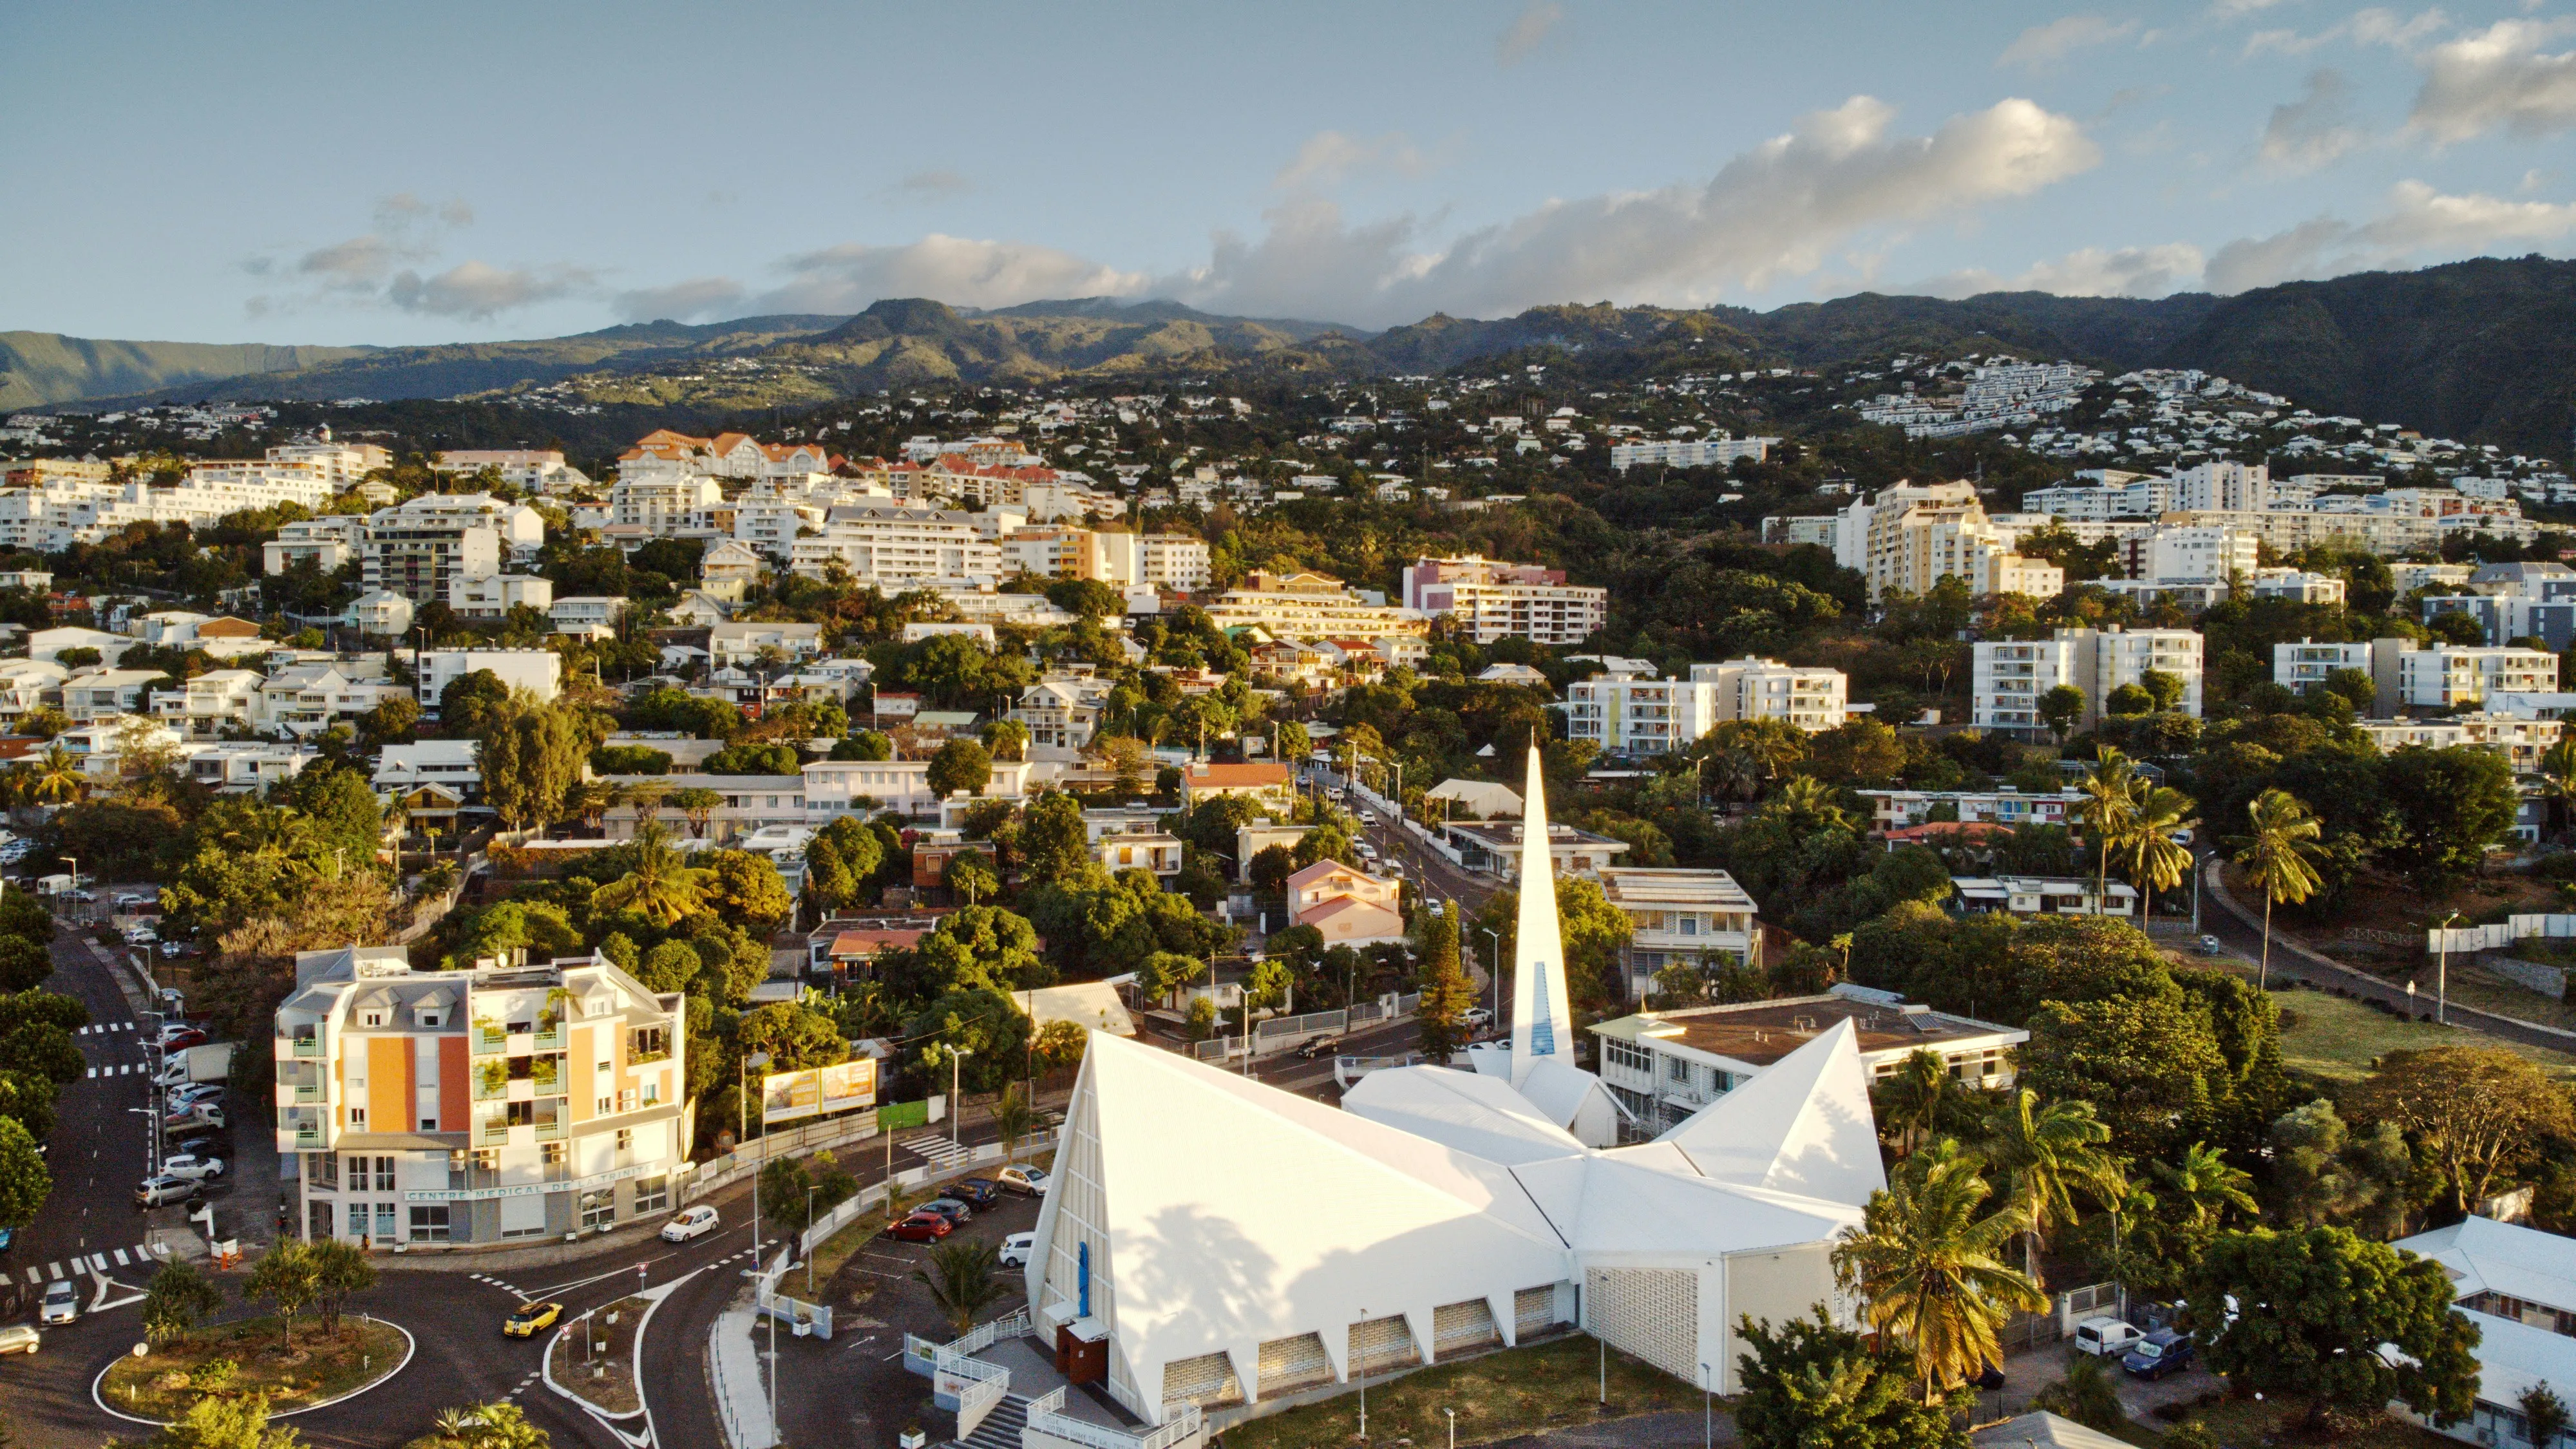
[2072,1316,2143,1357]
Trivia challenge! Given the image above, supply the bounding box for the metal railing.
[472,1028,506,1056]
[1025,1388,1204,1449]
[473,1074,509,1101]
[533,1118,562,1141]
[290,1036,321,1058]
[478,1119,509,1146]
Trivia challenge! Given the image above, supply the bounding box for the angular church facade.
[1019,746,1884,1426]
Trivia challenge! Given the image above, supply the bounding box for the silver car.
[37,1281,76,1325]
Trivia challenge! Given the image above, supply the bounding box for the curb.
[542,1277,679,1449]
[90,1315,416,1426]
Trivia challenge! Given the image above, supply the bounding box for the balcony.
[473,1071,509,1103]
[294,1122,321,1148]
[290,1036,321,1058]
[293,1083,322,1104]
[534,1022,565,1050]
[478,1118,510,1147]
[533,1117,564,1142]
[472,1028,506,1056]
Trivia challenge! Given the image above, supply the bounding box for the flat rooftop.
[1597,994,2020,1069]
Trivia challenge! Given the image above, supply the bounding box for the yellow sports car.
[502,1302,564,1338]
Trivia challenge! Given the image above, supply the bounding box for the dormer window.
[417,1011,444,1028]
[361,1010,386,1028]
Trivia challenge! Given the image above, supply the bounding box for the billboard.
[761,1057,879,1126]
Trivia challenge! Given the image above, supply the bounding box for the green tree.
[2348,1045,2576,1217]
[2029,1353,2126,1432]
[2183,1226,2481,1433]
[835,729,895,762]
[1731,1307,1971,1449]
[980,718,1030,762]
[0,937,48,997]
[2039,685,2086,744]
[2118,785,2197,925]
[307,1236,376,1334]
[1413,902,1475,1063]
[356,696,421,750]
[1873,1047,1948,1157]
[587,824,716,927]
[2268,1098,2412,1236]
[245,1239,320,1348]
[0,1116,48,1229]
[916,1237,1009,1336]
[151,1390,307,1449]
[143,1258,223,1346]
[439,669,513,737]
[479,701,591,829]
[1980,1088,2125,1291]
[990,1083,1039,1158]
[2076,747,2139,911]
[927,738,993,798]
[672,787,724,838]
[1016,793,1090,887]
[943,851,999,905]
[2018,991,2228,1160]
[2380,744,2521,891]
[2523,1384,2571,1449]
[703,849,794,931]
[2233,788,2324,990]
[1832,1140,2045,1397]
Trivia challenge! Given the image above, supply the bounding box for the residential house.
[1441,819,1631,876]
[256,663,404,737]
[1285,860,1406,945]
[697,540,764,601]
[549,597,627,638]
[706,621,824,669]
[185,741,319,793]
[1949,876,2139,918]
[1595,868,1763,1002]
[1011,674,1116,750]
[61,668,167,724]
[30,625,132,665]
[1177,761,1295,814]
[1855,788,2088,832]
[2392,1215,2576,1449]
[415,649,562,710]
[346,590,415,637]
[448,574,554,620]
[374,741,483,799]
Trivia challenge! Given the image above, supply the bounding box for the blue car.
[2122,1329,2195,1379]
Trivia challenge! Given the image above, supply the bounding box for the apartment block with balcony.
[1856,786,2089,832]
[361,493,545,604]
[272,946,689,1247]
[1685,657,1850,731]
[2401,645,2561,708]
[1589,985,2027,1137]
[1973,625,2202,737]
[1560,676,1721,757]
[1596,867,1763,1002]
[1401,555,1608,645]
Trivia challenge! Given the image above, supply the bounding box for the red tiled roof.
[1186,762,1291,788]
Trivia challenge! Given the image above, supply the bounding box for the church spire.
[1510,741,1573,1086]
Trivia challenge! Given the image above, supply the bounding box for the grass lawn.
[99,1314,408,1422]
[2269,983,2576,1083]
[2167,1397,2454,1447]
[1212,1335,1700,1449]
[549,1295,645,1415]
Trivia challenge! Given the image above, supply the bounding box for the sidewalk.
[711,1279,779,1449]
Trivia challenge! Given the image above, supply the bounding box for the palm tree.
[626,779,672,829]
[1831,1139,2047,1398]
[2543,738,2576,840]
[1763,774,1855,835]
[567,780,613,832]
[916,1238,1009,1336]
[1981,1088,2125,1294]
[588,823,716,926]
[1875,1046,1949,1155]
[2077,746,2141,911]
[1701,746,1761,810]
[2153,1141,2258,1231]
[991,1083,1037,1159]
[2234,788,2325,990]
[673,786,724,840]
[2032,1353,2126,1432]
[2119,784,2199,927]
[26,743,83,806]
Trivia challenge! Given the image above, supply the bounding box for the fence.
[1191,994,1428,1063]
[2429,913,2576,955]
[1252,1008,1347,1051]
[683,1095,946,1204]
[1026,1387,1206,1449]
[906,1306,1037,1441]
[1332,1053,1422,1090]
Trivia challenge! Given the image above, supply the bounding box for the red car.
[884,1211,952,1243]
[157,1027,207,1052]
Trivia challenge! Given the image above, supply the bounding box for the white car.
[2073,1316,2144,1357]
[1358,810,1378,826]
[998,1231,1037,1268]
[1459,1007,1493,1030]
[159,1153,224,1181]
[660,1206,719,1242]
[0,1323,37,1355]
[37,1281,77,1325]
[996,1165,1051,1197]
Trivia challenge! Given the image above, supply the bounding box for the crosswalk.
[75,1023,136,1036]
[469,1270,533,1298]
[84,1062,149,1078]
[904,1134,973,1170]
[505,1369,541,1401]
[19,1240,168,1285]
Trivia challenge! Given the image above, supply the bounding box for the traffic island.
[547,1294,647,1416]
[95,1314,412,1423]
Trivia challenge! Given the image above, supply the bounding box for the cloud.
[2204,178,2576,290]
[1913,242,2208,298]
[755,235,1149,313]
[2210,0,2291,16]
[1154,95,2099,325]
[891,170,973,201]
[376,193,474,229]
[386,260,596,319]
[1273,131,1435,190]
[616,277,751,323]
[2410,17,2576,142]
[1495,1,1562,65]
[2262,68,2367,169]
[296,234,405,290]
[2244,6,2450,58]
[1998,15,2140,71]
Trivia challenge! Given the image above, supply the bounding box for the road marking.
[19,1269,34,1285]
[88,1254,108,1273]
[84,1068,94,1079]
[111,1248,128,1266]
[45,1262,61,1280]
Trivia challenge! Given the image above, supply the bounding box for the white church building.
[1018,747,1888,1428]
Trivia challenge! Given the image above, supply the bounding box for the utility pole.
[741,1050,771,1271]
[949,1046,972,1146]
[2436,909,2462,1025]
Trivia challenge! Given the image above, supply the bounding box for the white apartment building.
[1140,533,1212,592]
[184,741,320,793]
[1606,433,1777,471]
[706,621,823,668]
[264,440,393,487]
[2400,645,2560,708]
[2170,460,2270,512]
[1204,571,1428,639]
[610,475,722,535]
[1972,626,2202,736]
[786,505,1003,583]
[151,668,263,737]
[1687,657,1848,730]
[2246,567,2347,605]
[596,757,1041,837]
[257,663,405,737]
[2022,477,2174,519]
[274,947,691,1247]
[1849,483,2062,602]
[374,741,483,797]
[1591,987,2025,1137]
[363,494,546,604]
[2272,638,2395,701]
[448,573,554,619]
[1401,555,1608,645]
[263,516,370,576]
[1561,676,1723,757]
[1596,867,1763,1001]
[549,597,627,637]
[433,450,589,496]
[61,669,166,724]
[1010,674,1116,749]
[2128,524,2260,583]
[1856,788,2091,831]
[415,648,563,710]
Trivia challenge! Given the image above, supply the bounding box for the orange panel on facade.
[438,1036,469,1133]
[368,1037,410,1133]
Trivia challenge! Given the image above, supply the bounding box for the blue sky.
[5,1,2575,345]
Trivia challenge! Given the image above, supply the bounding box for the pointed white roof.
[1653,1019,1887,1207]
[1510,742,1575,1085]
[1341,1065,1586,1166]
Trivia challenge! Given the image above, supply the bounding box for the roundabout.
[91,1314,415,1426]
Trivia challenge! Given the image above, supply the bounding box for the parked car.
[1294,1035,1343,1061]
[2195,934,2224,956]
[660,1206,719,1242]
[156,1027,207,1052]
[2121,1329,2195,1380]
[1460,1007,1493,1030]
[950,1179,1000,1208]
[2073,1316,2144,1358]
[164,1105,225,1132]
[502,1302,564,1338]
[884,1212,952,1243]
[122,927,158,946]
[113,893,151,909]
[168,1133,228,1162]
[1381,861,1405,878]
[165,1084,224,1110]
[38,1281,77,1325]
[918,1198,973,1225]
[0,1323,37,1354]
[998,1231,1037,1268]
[997,1165,1051,1197]
[135,1175,198,1208]
[158,1153,224,1181]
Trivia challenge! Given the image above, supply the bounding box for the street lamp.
[947,1046,972,1147]
[740,1050,772,1271]
[2436,910,2463,1025]
[1482,929,1502,1022]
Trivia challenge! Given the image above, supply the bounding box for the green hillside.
[0,332,372,411]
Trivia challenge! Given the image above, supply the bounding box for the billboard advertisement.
[761,1057,878,1126]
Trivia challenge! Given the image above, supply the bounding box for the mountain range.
[9,256,2575,460]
